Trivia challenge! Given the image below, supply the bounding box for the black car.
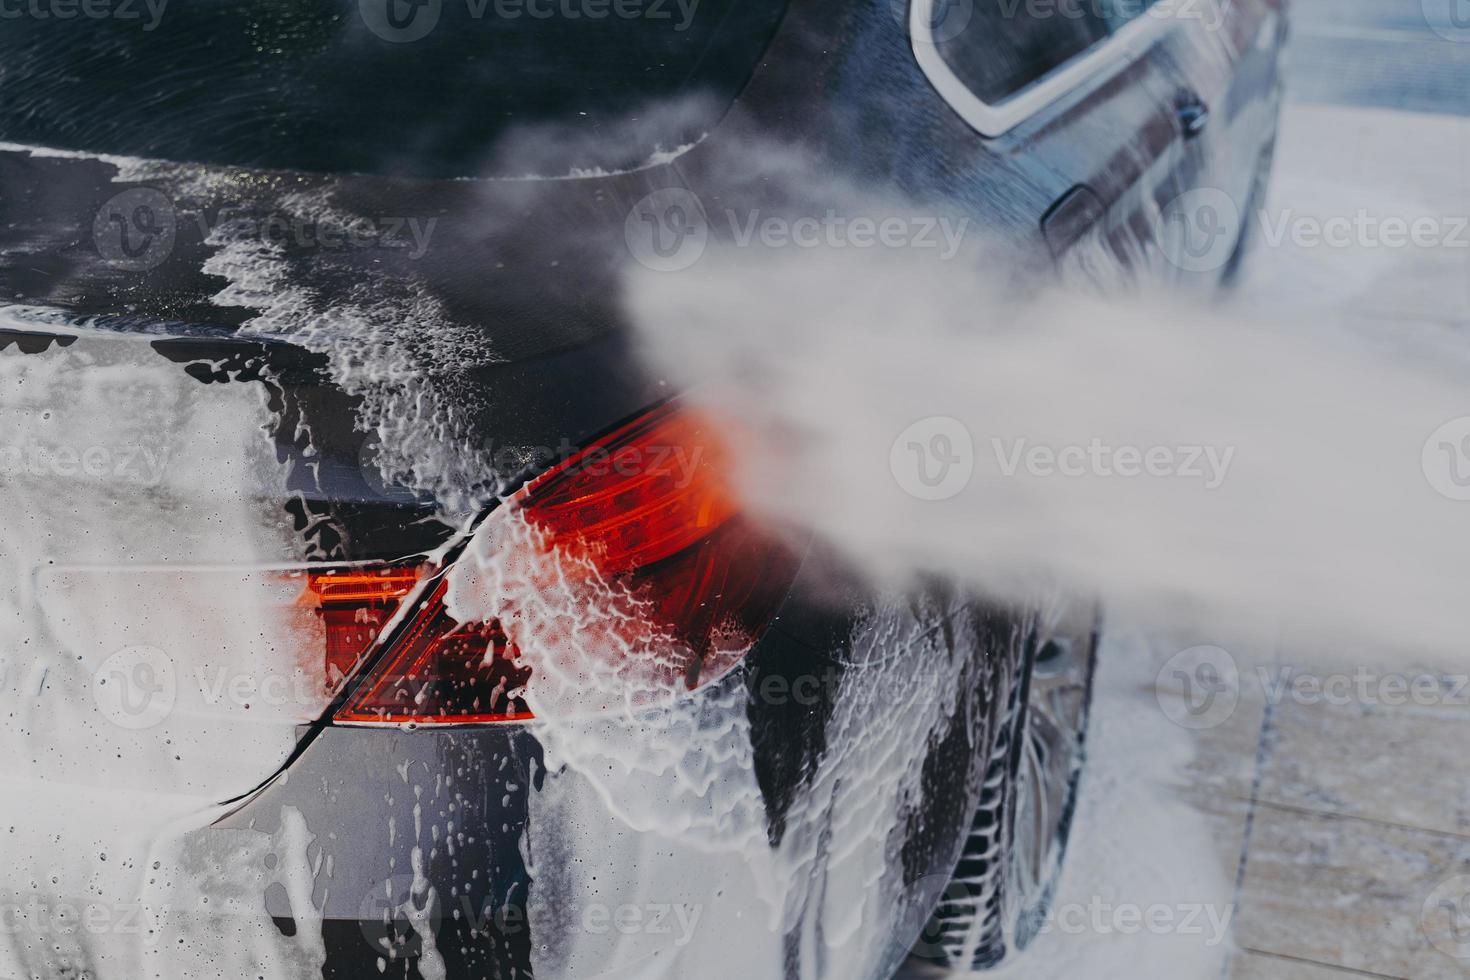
[0,0,1284,977]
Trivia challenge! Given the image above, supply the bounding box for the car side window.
[931,0,1165,106]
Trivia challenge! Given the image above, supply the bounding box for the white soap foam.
[0,319,340,976]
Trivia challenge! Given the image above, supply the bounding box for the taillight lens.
[291,564,426,691]
[333,402,799,726]
[333,577,535,724]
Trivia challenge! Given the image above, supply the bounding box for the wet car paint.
[0,0,1285,975]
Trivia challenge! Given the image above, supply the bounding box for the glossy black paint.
[0,0,1285,975]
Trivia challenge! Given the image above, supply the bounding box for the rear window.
[0,0,789,178]
[931,0,1163,105]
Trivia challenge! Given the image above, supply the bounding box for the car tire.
[910,600,1099,971]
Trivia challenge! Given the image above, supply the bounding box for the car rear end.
[0,2,1051,978]
[1,290,1026,979]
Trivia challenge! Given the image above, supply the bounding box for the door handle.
[1041,185,1106,259]
[1177,98,1211,139]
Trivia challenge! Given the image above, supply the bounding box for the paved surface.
[1288,0,1470,116]
[1221,8,1470,971]
[1161,4,1470,977]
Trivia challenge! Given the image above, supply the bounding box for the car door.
[1156,0,1287,265]
[909,0,1279,289]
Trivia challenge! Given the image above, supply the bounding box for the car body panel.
[0,0,1286,976]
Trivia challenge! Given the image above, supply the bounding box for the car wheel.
[914,599,1099,971]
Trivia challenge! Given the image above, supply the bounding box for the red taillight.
[523,407,739,574]
[332,578,534,724]
[294,564,426,689]
[333,402,799,726]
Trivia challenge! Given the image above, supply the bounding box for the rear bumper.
[1,566,1018,980]
[207,617,851,980]
[190,588,1011,980]
[0,316,1009,980]
[216,717,786,980]
[220,723,544,979]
